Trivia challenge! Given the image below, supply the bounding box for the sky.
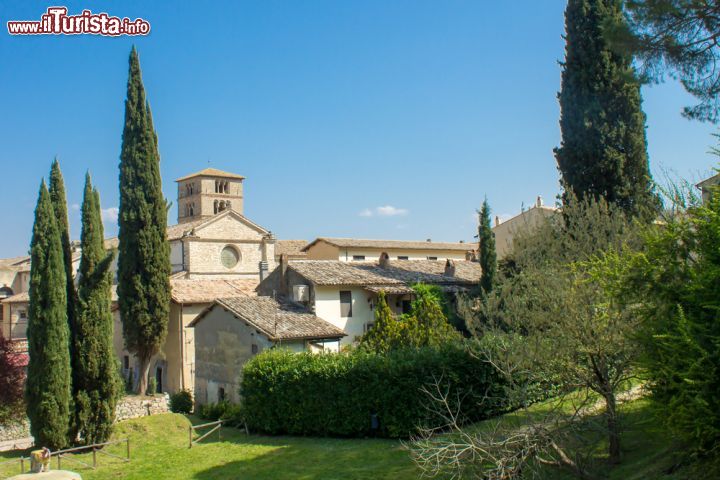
[1,1,717,257]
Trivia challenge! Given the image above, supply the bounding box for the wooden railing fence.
[0,438,130,479]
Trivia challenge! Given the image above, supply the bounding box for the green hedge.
[240,343,506,438]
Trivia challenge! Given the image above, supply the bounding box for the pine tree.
[117,47,171,395]
[26,181,72,450]
[478,199,496,294]
[74,173,122,444]
[554,0,658,218]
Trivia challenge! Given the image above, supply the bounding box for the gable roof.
[288,259,481,287]
[166,210,270,241]
[171,278,259,303]
[275,240,309,259]
[189,296,346,341]
[302,238,477,253]
[697,172,720,189]
[175,168,245,182]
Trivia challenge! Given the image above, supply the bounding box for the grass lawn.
[1,396,716,479]
[0,414,419,480]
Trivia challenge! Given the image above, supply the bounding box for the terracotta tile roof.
[288,260,481,287]
[275,240,309,259]
[0,256,30,269]
[190,296,346,341]
[2,286,118,305]
[165,210,269,241]
[175,168,245,182]
[1,292,28,303]
[166,217,209,241]
[170,278,258,303]
[302,237,478,252]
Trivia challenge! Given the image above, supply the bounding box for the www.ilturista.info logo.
[7,7,150,36]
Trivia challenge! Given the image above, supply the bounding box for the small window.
[340,291,353,317]
[352,255,365,261]
[218,387,226,402]
[397,256,409,260]
[427,256,438,261]
[251,344,258,354]
[364,322,375,333]
[123,355,130,370]
[402,300,412,314]
[19,310,27,320]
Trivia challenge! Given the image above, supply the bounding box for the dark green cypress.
[48,158,78,441]
[117,47,171,395]
[554,0,658,218]
[74,173,121,444]
[478,199,496,294]
[26,181,72,450]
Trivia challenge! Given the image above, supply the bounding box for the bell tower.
[175,168,245,223]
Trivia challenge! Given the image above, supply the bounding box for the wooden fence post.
[92,448,97,468]
[189,425,193,449]
[20,457,24,473]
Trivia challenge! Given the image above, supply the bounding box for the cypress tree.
[26,181,72,450]
[48,158,78,439]
[117,47,171,395]
[554,0,658,218]
[478,199,496,294]
[74,173,121,444]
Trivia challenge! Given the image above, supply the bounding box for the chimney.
[279,254,289,295]
[495,215,500,227]
[536,195,543,207]
[379,252,390,269]
[444,259,456,277]
[258,261,269,282]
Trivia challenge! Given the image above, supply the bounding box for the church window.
[189,203,194,217]
[213,200,219,214]
[220,246,240,269]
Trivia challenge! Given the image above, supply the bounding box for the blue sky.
[1,1,717,257]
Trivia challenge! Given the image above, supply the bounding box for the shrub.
[0,336,25,424]
[169,390,193,414]
[146,377,157,396]
[198,401,245,428]
[241,343,506,438]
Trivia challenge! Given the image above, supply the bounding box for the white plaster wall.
[336,248,470,262]
[314,286,373,345]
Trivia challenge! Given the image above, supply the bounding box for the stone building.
[492,196,558,259]
[189,296,345,405]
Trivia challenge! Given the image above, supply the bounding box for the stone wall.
[0,394,170,451]
[115,393,170,422]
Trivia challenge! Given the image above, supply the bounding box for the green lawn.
[1,397,715,479]
[0,415,418,480]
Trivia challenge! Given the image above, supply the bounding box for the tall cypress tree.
[74,173,121,444]
[117,47,171,395]
[48,158,78,439]
[554,0,658,218]
[478,199,496,294]
[26,181,72,450]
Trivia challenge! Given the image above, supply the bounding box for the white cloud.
[71,203,80,211]
[360,205,409,217]
[101,207,119,224]
[376,205,408,217]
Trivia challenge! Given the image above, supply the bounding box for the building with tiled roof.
[274,240,308,261]
[258,255,480,346]
[303,237,477,262]
[189,296,345,404]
